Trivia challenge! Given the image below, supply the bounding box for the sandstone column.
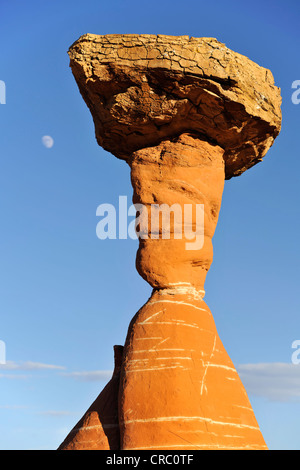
[59,34,281,450]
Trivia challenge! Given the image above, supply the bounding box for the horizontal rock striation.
[119,288,267,450]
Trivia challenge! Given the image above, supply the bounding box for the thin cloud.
[0,405,29,410]
[38,410,72,417]
[0,361,66,379]
[0,374,32,380]
[61,370,113,382]
[0,361,66,372]
[237,362,300,402]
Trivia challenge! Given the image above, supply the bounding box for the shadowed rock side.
[58,33,282,450]
[58,346,123,450]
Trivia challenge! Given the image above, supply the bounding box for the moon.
[42,135,54,148]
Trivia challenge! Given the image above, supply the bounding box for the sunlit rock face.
[58,34,281,450]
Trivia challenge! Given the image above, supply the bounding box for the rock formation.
[59,34,281,450]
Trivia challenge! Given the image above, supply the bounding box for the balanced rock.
[68,34,281,178]
[59,34,282,450]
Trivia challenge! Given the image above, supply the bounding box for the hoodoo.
[59,34,281,450]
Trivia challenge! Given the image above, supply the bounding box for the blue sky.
[0,0,299,450]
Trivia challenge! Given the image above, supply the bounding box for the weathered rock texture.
[68,34,281,179]
[130,134,225,289]
[59,34,282,450]
[120,290,266,450]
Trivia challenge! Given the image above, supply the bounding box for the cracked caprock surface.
[68,34,282,179]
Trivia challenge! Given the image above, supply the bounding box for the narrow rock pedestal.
[130,133,225,289]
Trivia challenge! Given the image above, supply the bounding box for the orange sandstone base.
[119,288,267,450]
[59,290,267,450]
